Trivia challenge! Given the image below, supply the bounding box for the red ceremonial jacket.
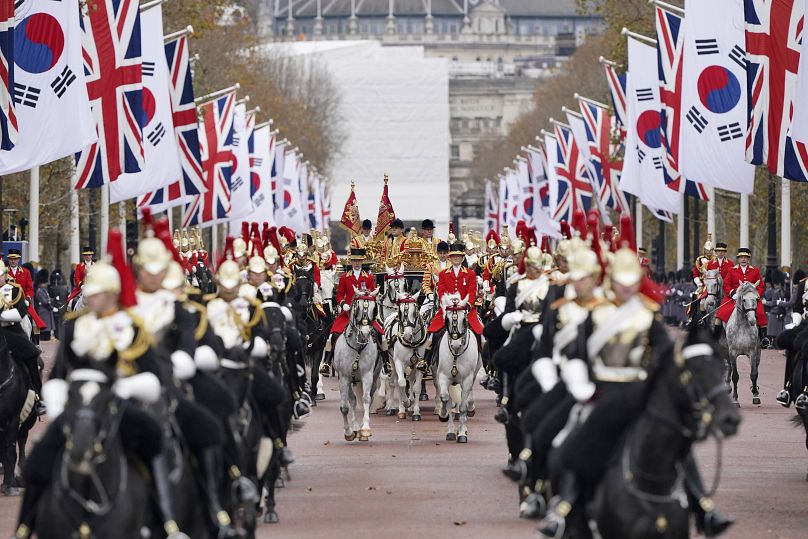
[331,270,380,334]
[68,262,91,301]
[716,264,767,326]
[7,265,46,329]
[707,257,732,280]
[428,266,483,334]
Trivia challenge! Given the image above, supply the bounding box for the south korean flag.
[680,0,754,194]
[0,0,96,173]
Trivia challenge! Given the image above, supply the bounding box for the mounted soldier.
[689,235,716,324]
[715,247,768,343]
[66,246,94,304]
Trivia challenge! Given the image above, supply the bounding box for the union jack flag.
[74,0,144,189]
[745,0,808,181]
[246,110,259,198]
[603,60,628,140]
[0,0,16,151]
[526,145,549,210]
[182,92,236,227]
[554,122,593,222]
[138,35,204,210]
[656,6,710,199]
[485,180,498,233]
[578,99,628,212]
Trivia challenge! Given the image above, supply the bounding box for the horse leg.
[751,347,761,405]
[2,421,20,495]
[731,355,740,406]
[339,376,356,441]
[394,354,409,419]
[359,369,373,441]
[456,375,473,444]
[15,425,29,487]
[262,456,281,523]
[411,369,423,421]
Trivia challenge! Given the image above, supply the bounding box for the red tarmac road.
[0,342,805,538]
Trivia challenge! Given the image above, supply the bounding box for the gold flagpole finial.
[383,174,389,185]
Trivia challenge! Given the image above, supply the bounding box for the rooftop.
[271,0,585,18]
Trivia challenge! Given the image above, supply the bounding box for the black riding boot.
[684,453,733,537]
[152,454,189,539]
[199,447,240,539]
[536,471,579,539]
[12,481,44,538]
[758,327,770,348]
[712,323,723,342]
[19,354,45,416]
[319,335,336,376]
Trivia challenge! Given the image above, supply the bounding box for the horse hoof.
[359,429,372,439]
[315,393,326,401]
[263,510,279,524]
[397,412,407,419]
[456,435,467,444]
[412,414,421,421]
[386,409,397,417]
[359,435,369,442]
[446,433,456,441]
[467,408,476,418]
[0,485,20,496]
[439,414,449,423]
[344,431,357,442]
[752,396,761,405]
[454,412,460,421]
[733,401,740,408]
[275,477,285,488]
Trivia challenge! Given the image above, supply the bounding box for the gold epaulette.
[202,292,218,302]
[245,297,268,329]
[185,300,209,340]
[4,283,24,307]
[639,294,661,312]
[117,312,154,374]
[64,308,87,322]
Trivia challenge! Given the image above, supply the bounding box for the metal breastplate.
[516,277,549,321]
[590,301,653,382]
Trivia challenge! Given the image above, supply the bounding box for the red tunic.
[427,266,483,335]
[707,257,732,281]
[67,262,90,302]
[716,264,767,326]
[330,270,382,334]
[8,265,46,329]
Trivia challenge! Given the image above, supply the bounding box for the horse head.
[735,280,759,325]
[264,304,289,368]
[396,291,420,339]
[665,326,741,441]
[64,379,116,476]
[384,264,407,302]
[442,293,470,341]
[702,269,722,312]
[351,286,379,341]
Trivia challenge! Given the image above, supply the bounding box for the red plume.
[250,222,260,242]
[241,222,250,244]
[250,237,263,258]
[261,222,270,246]
[540,235,550,253]
[572,209,587,238]
[526,226,538,247]
[107,229,137,308]
[485,229,500,245]
[515,220,527,243]
[155,219,182,265]
[640,275,667,305]
[267,226,283,265]
[619,213,636,251]
[559,220,571,240]
[449,223,456,237]
[140,207,155,238]
[217,236,236,269]
[586,210,600,242]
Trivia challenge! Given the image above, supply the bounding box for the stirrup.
[319,361,331,376]
[536,511,566,539]
[775,388,791,407]
[795,393,808,410]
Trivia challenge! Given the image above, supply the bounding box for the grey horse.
[725,280,762,406]
[390,292,429,420]
[333,287,381,441]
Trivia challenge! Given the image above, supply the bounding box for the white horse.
[725,280,762,406]
[434,293,481,443]
[381,264,407,323]
[334,287,381,441]
[390,292,429,421]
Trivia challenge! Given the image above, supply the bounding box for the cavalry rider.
[15,236,184,539]
[690,235,716,324]
[423,241,484,369]
[319,248,384,375]
[537,237,732,539]
[710,242,732,280]
[132,227,242,539]
[0,260,46,416]
[715,247,768,344]
[5,249,46,335]
[67,246,94,303]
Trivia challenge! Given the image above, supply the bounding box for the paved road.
[0,341,806,538]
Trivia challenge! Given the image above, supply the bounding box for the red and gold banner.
[373,174,396,239]
[339,181,361,234]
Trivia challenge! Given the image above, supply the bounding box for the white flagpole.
[740,193,749,247]
[211,223,219,259]
[707,187,716,237]
[782,178,791,268]
[70,188,79,264]
[29,167,39,262]
[636,206,643,251]
[119,202,126,250]
[676,193,684,269]
[100,184,110,253]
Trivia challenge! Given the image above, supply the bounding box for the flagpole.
[100,184,110,253]
[707,187,715,237]
[621,28,657,47]
[740,193,749,247]
[598,57,623,68]
[194,84,241,106]
[140,0,167,12]
[782,178,791,269]
[164,26,194,43]
[119,202,127,252]
[574,93,610,110]
[70,188,79,265]
[676,192,684,269]
[29,167,39,263]
[649,0,685,16]
[636,206,643,252]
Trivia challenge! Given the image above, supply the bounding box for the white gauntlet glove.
[113,372,161,404]
[42,379,69,420]
[251,336,268,359]
[170,350,196,380]
[501,311,523,331]
[194,345,219,371]
[342,303,351,313]
[562,358,596,402]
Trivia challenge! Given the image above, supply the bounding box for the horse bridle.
[345,295,377,374]
[444,304,470,376]
[395,296,427,349]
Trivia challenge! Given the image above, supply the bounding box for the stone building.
[259,0,601,222]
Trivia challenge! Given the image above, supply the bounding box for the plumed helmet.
[216,260,241,290]
[511,237,525,255]
[609,247,643,287]
[523,246,543,269]
[83,262,121,297]
[232,238,248,259]
[263,245,279,265]
[500,224,511,247]
[248,254,267,274]
[0,260,7,277]
[133,237,173,275]
[703,233,714,252]
[162,261,186,291]
[567,246,601,281]
[486,230,500,251]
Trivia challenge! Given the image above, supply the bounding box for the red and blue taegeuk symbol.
[139,88,156,127]
[697,65,741,114]
[523,197,533,216]
[15,14,65,74]
[283,190,292,209]
[636,110,662,148]
[250,171,261,196]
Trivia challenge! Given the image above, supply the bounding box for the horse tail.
[790,414,805,428]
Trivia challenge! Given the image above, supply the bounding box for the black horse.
[289,268,330,399]
[35,383,150,538]
[561,327,741,539]
[0,330,32,496]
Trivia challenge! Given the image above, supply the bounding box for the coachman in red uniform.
[716,247,768,342]
[319,248,384,375]
[708,242,732,280]
[5,249,46,331]
[67,246,95,303]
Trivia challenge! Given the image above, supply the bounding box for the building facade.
[259,0,601,222]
